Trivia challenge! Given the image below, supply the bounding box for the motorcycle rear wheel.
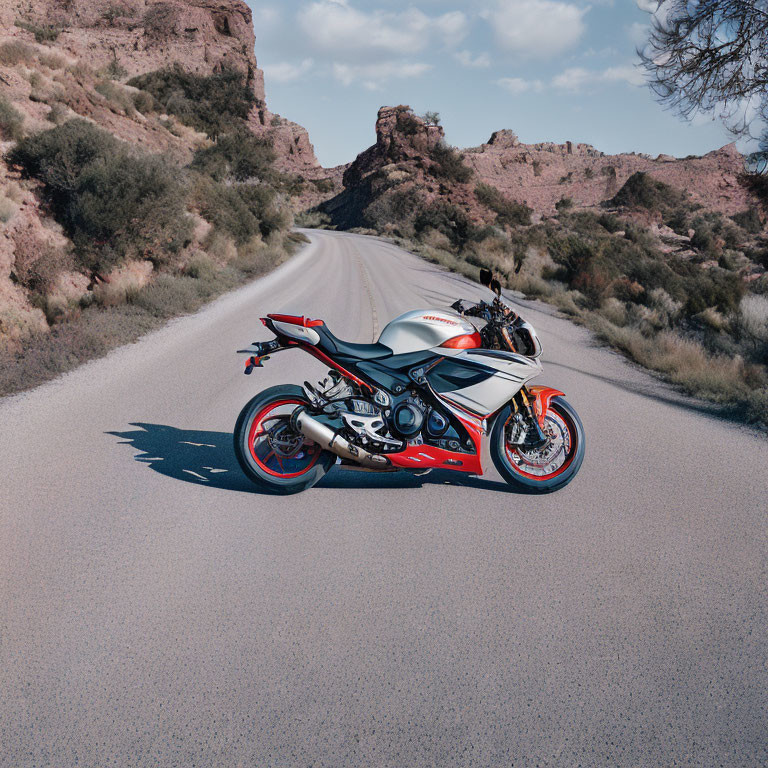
[234,384,337,495]
[491,396,585,493]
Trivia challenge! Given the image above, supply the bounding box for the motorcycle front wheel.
[491,396,585,493]
[234,384,337,495]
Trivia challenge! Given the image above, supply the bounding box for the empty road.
[1,230,766,767]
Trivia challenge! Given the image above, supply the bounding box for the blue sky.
[245,0,735,168]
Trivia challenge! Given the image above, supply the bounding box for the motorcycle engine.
[389,394,451,441]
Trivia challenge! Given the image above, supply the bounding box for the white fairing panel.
[435,349,542,416]
[271,321,321,345]
[378,310,475,354]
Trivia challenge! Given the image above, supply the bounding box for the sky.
[244,0,736,168]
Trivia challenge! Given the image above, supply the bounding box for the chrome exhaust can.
[293,408,390,469]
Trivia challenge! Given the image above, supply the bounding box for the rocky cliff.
[326,105,758,224]
[0,0,328,352]
[3,0,320,169]
[464,130,751,217]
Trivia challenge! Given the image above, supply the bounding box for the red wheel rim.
[504,407,577,482]
[247,398,321,479]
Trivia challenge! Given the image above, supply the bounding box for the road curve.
[1,230,766,767]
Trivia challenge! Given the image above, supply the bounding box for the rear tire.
[491,396,585,493]
[234,385,336,495]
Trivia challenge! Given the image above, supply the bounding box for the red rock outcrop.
[325,105,760,227]
[4,0,320,169]
[464,133,751,217]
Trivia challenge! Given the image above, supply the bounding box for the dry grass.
[0,40,35,66]
[0,234,298,397]
[588,314,767,410]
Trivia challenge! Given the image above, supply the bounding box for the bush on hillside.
[429,143,473,184]
[191,129,275,182]
[475,182,532,226]
[731,206,763,234]
[0,40,35,66]
[608,171,689,214]
[414,199,474,246]
[191,174,288,244]
[15,20,61,43]
[0,96,24,141]
[9,119,192,271]
[363,186,423,234]
[127,65,256,139]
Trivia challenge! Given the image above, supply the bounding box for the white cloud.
[483,0,588,58]
[333,61,433,90]
[298,1,468,61]
[434,11,468,48]
[602,64,645,86]
[628,21,649,46]
[552,67,591,90]
[497,77,543,93]
[635,0,659,11]
[263,58,315,83]
[455,50,491,68]
[552,63,645,91]
[252,5,281,28]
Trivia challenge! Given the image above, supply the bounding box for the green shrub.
[684,269,744,315]
[597,213,623,233]
[9,119,192,271]
[429,143,473,184]
[310,177,335,194]
[132,90,156,114]
[395,109,422,136]
[191,129,275,181]
[142,3,180,37]
[95,80,135,115]
[740,172,768,211]
[0,96,24,141]
[608,171,689,213]
[191,174,288,243]
[128,65,256,139]
[731,206,763,234]
[0,40,35,65]
[475,182,532,226]
[414,199,474,246]
[15,20,61,43]
[555,197,574,212]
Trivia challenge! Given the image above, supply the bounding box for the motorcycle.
[234,269,585,494]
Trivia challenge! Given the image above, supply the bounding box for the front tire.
[491,396,585,493]
[234,385,336,495]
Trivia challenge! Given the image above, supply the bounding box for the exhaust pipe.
[293,408,391,469]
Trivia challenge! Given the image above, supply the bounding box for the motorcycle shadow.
[107,423,520,494]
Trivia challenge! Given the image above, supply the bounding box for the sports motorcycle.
[234,269,585,495]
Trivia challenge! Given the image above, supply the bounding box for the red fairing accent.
[388,443,482,474]
[528,385,565,428]
[266,314,324,327]
[388,407,485,475]
[440,331,482,349]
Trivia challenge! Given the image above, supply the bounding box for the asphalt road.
[1,230,766,767]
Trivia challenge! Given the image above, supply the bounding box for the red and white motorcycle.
[234,270,585,494]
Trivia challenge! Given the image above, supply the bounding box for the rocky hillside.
[465,131,751,218]
[323,105,759,226]
[0,0,342,360]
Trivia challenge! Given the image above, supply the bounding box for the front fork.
[510,386,565,449]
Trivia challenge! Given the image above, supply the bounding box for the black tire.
[491,396,585,493]
[234,384,337,495]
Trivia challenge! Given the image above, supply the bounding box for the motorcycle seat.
[318,326,393,360]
